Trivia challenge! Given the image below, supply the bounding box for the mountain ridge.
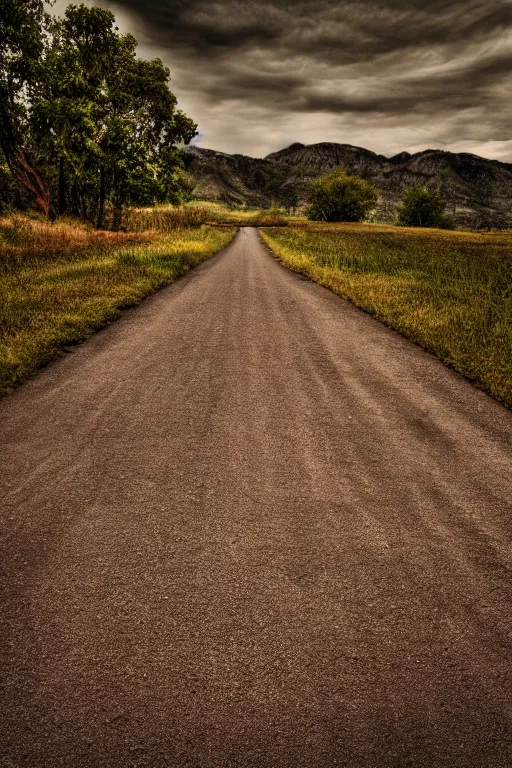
[180,142,512,227]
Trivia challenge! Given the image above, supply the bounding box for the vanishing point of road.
[1,227,511,768]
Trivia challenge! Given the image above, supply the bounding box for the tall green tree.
[0,0,51,213]
[1,2,197,224]
[41,5,197,227]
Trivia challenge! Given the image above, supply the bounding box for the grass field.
[0,213,235,394]
[124,201,292,230]
[4,204,511,406]
[261,222,512,408]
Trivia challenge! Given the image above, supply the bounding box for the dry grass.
[0,214,235,393]
[166,201,293,228]
[261,222,512,407]
[124,202,290,230]
[249,209,288,227]
[125,203,215,231]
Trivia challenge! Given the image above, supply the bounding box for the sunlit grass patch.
[124,203,216,231]
[261,222,512,407]
[0,215,235,393]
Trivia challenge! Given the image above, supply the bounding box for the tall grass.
[250,207,289,227]
[125,203,215,231]
[128,201,293,229]
[0,214,235,393]
[261,222,512,407]
[124,201,291,230]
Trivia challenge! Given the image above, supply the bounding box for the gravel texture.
[1,227,511,767]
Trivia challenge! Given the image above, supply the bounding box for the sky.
[51,0,512,161]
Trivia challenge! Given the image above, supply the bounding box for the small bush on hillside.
[307,168,378,222]
[397,186,455,229]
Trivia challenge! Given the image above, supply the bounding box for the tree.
[397,185,454,229]
[1,2,197,224]
[35,5,197,227]
[0,0,51,214]
[307,167,378,222]
[91,43,197,227]
[278,184,299,214]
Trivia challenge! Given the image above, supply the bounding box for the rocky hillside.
[180,142,512,228]
[180,147,289,208]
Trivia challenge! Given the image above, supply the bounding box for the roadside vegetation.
[123,201,291,230]
[198,202,290,228]
[261,223,512,407]
[125,203,216,231]
[0,213,235,393]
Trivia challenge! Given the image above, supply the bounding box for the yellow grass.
[0,214,235,393]
[261,222,512,407]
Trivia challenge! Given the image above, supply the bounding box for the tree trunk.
[70,176,79,216]
[9,152,50,216]
[0,101,50,216]
[112,202,123,232]
[58,157,66,216]
[96,167,105,229]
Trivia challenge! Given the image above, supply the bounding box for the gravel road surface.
[1,227,511,767]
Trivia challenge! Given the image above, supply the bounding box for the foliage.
[0,2,196,226]
[0,0,51,213]
[0,213,235,392]
[0,158,27,212]
[307,168,378,222]
[261,223,512,407]
[397,185,455,229]
[277,185,299,213]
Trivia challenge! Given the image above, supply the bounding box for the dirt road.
[1,227,511,767]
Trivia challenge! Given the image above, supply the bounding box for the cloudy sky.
[52,0,512,160]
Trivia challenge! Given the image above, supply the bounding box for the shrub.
[307,168,378,222]
[252,204,288,227]
[397,186,455,229]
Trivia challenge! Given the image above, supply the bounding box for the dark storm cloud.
[119,0,512,59]
[285,1,512,63]
[229,72,308,94]
[95,0,512,158]
[294,50,512,115]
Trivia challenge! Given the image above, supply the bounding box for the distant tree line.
[0,1,197,227]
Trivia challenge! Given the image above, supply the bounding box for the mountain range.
[180,142,512,228]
